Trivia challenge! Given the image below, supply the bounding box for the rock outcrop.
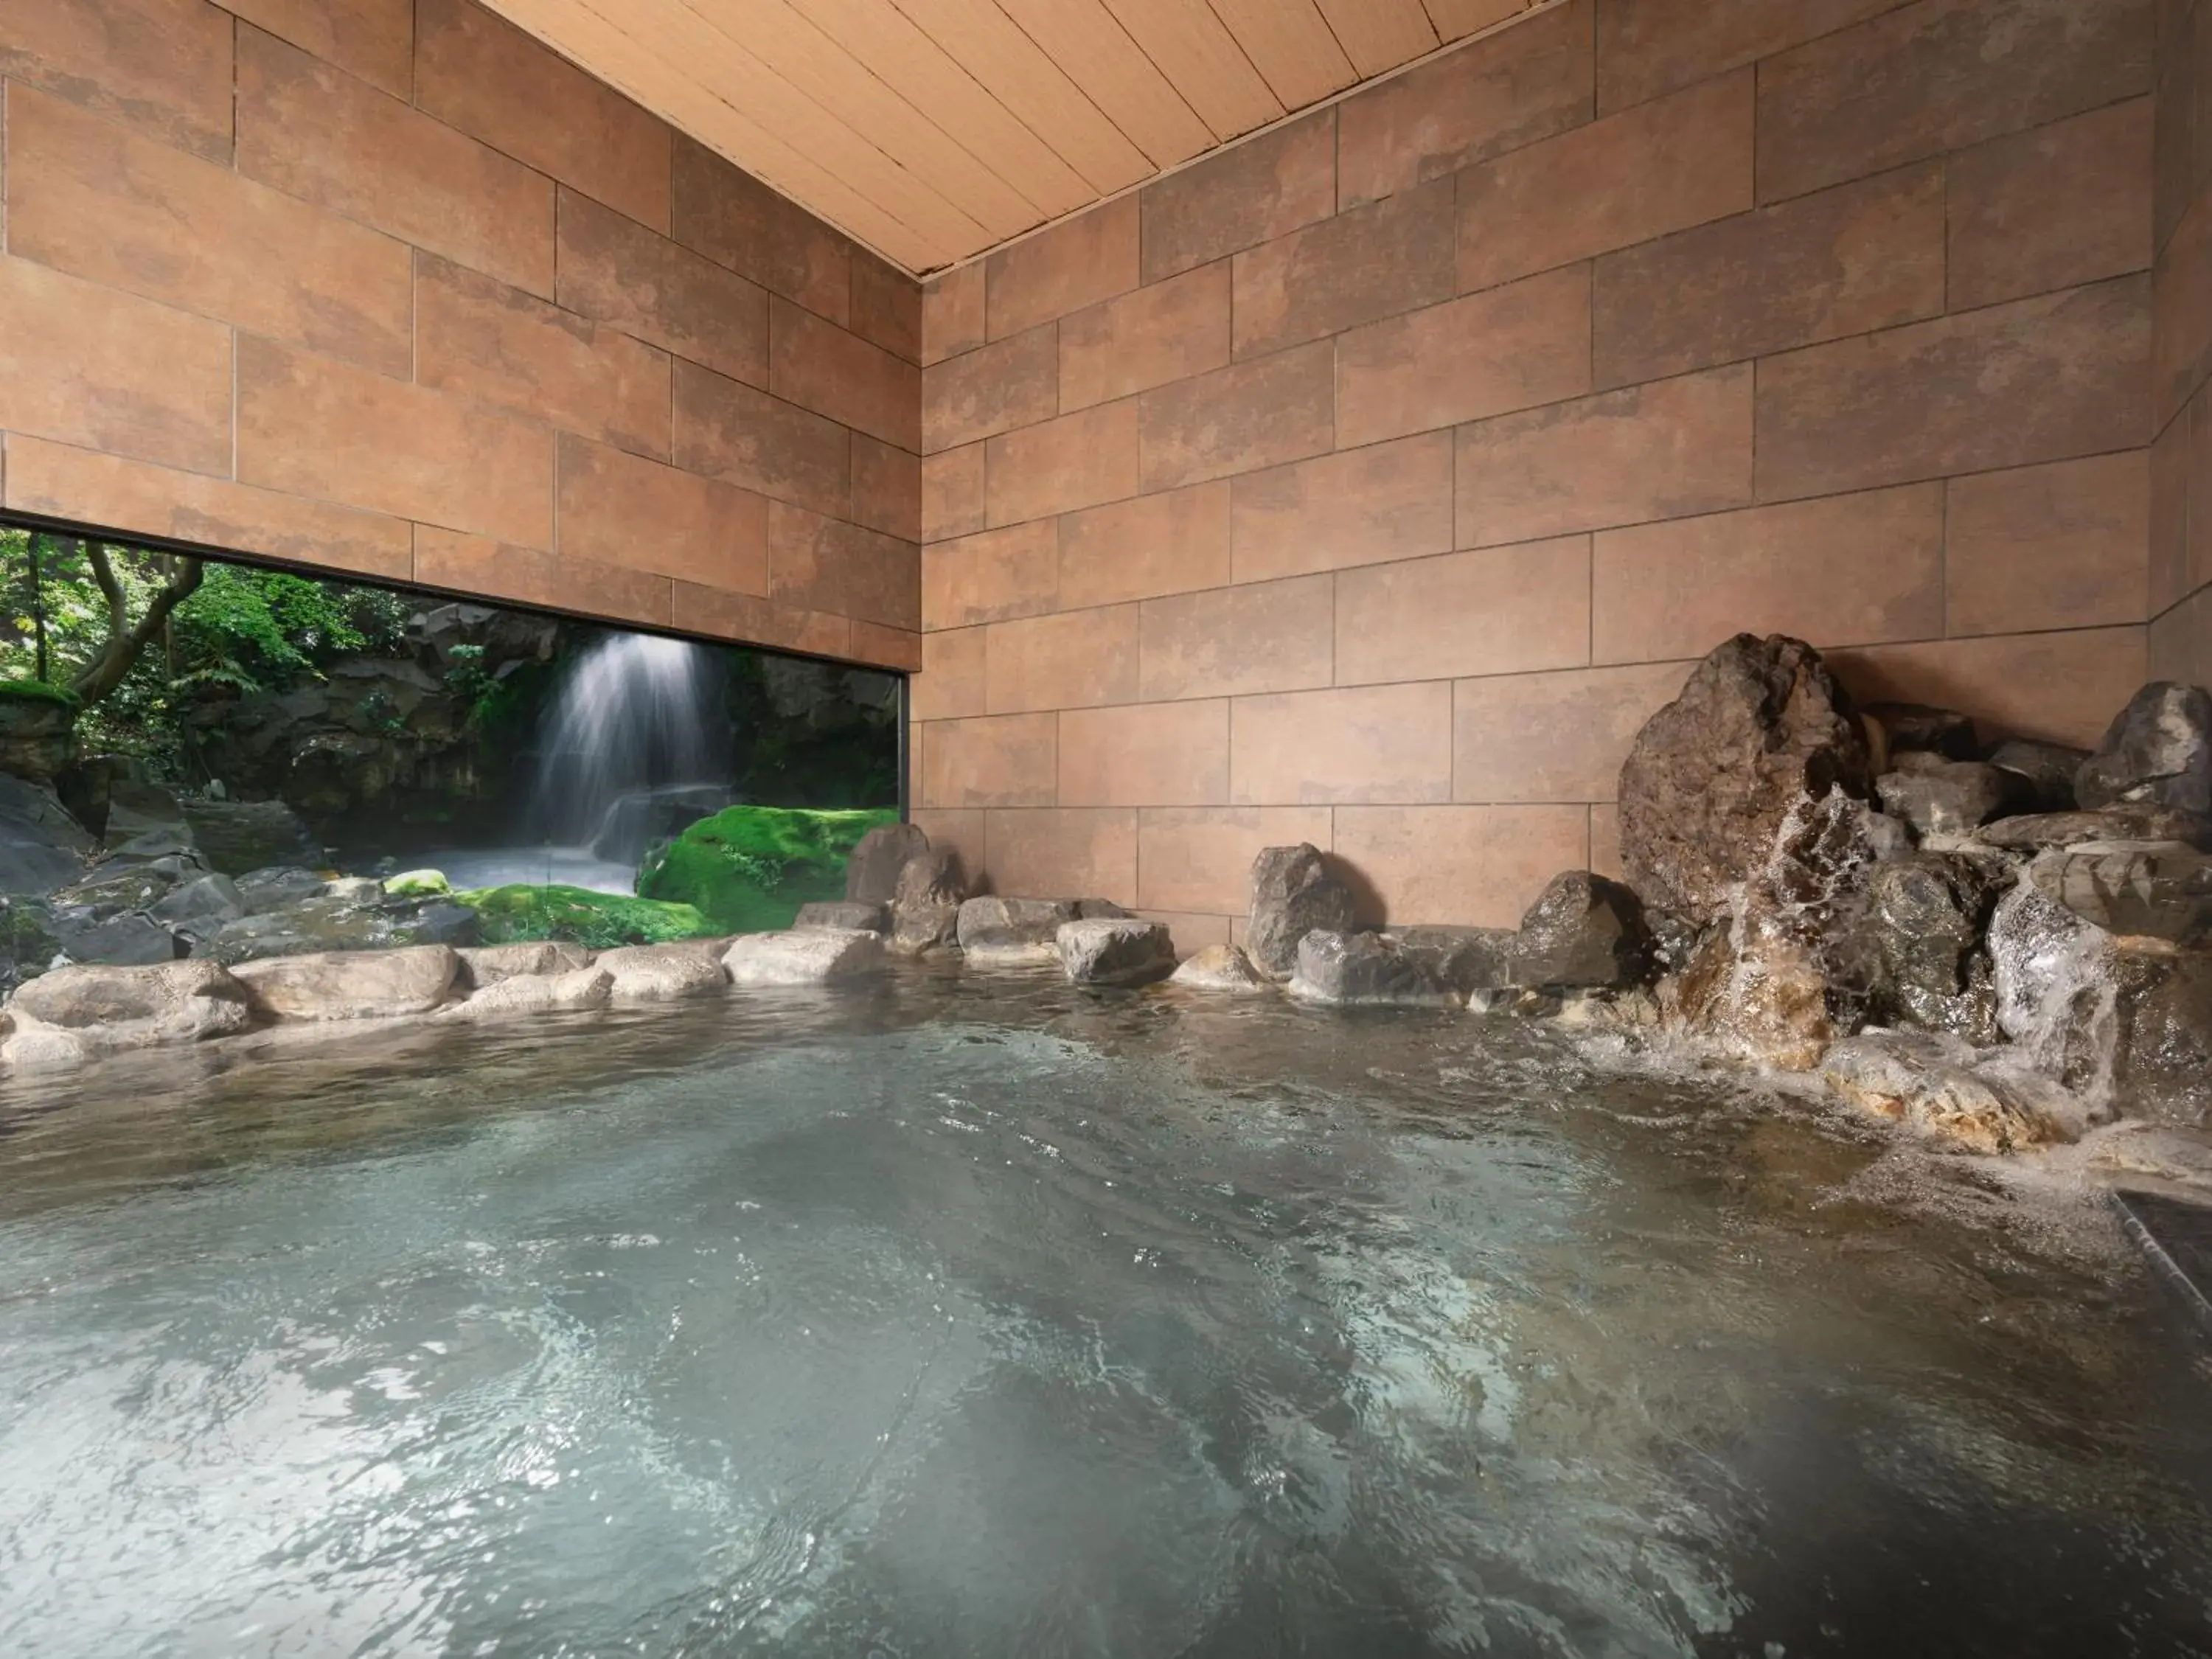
[723,928,884,985]
[2076,681,2212,815]
[1057,918,1177,987]
[1247,844,1357,982]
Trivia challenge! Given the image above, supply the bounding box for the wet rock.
[1976,805,2212,853]
[1618,633,1871,924]
[0,689,77,782]
[393,900,480,950]
[1247,844,1357,982]
[723,928,885,985]
[1514,871,1653,989]
[1169,943,1270,992]
[49,911,185,967]
[595,941,730,1001]
[1467,985,1567,1018]
[57,861,181,913]
[1287,931,1458,1007]
[3,959,254,1070]
[956,896,1077,965]
[2084,1122,2212,1191]
[147,873,248,949]
[1057,918,1177,987]
[1396,925,1518,995]
[233,866,328,911]
[1874,753,2014,838]
[233,944,462,1020]
[2076,682,2212,815]
[446,964,613,1020]
[2030,841,2212,946]
[180,798,322,876]
[844,821,931,904]
[0,773,94,897]
[888,902,961,956]
[1552,986,1664,1032]
[460,941,594,987]
[1846,852,2005,1041]
[794,900,888,932]
[320,876,385,903]
[1820,1032,2090,1154]
[1866,701,1979,762]
[1987,738,2087,812]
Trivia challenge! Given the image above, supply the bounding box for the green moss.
[383,869,452,898]
[636,804,898,932]
[453,883,717,950]
[0,678,80,708]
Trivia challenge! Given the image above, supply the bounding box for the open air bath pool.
[2,967,2209,1657]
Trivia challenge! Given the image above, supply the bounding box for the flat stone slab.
[723,928,883,986]
[2114,1188,2212,1333]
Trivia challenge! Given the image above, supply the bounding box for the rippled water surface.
[3,966,2210,1658]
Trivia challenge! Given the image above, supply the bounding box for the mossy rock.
[453,883,717,950]
[383,868,452,898]
[0,679,81,709]
[636,804,899,933]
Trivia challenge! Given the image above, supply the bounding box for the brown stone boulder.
[1169,943,1270,992]
[1056,918,1177,987]
[594,941,731,1001]
[1247,844,1357,982]
[844,821,931,904]
[1618,633,1871,924]
[956,896,1077,965]
[447,964,614,1020]
[793,900,888,932]
[1513,871,1653,989]
[232,945,461,1021]
[459,942,594,987]
[4,960,254,1070]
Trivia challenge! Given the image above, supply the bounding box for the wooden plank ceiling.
[479,0,1544,274]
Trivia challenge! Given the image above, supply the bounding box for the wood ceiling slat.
[683,0,1044,237]
[992,0,1213,166]
[1422,0,1534,44]
[1096,0,1281,139]
[785,0,1097,218]
[1206,0,1357,111]
[890,0,1153,194]
[1313,0,1436,78]
[489,0,956,268]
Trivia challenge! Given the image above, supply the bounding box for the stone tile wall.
[2151,0,2212,685]
[916,0,2160,942]
[0,0,922,670]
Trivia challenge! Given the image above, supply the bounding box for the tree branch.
[69,548,204,706]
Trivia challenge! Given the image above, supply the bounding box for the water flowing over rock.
[1288,931,1458,1006]
[1057,918,1177,987]
[794,900,888,932]
[844,821,931,904]
[1247,844,1357,982]
[1170,943,1268,992]
[1874,754,2014,838]
[233,945,462,1021]
[1986,739,2087,812]
[956,897,1077,965]
[2030,842,2212,945]
[723,928,884,985]
[1395,926,1517,995]
[1820,1032,2090,1153]
[1512,872,1653,989]
[2076,682,2212,815]
[528,633,726,847]
[1618,634,1871,925]
[1846,852,2005,1041]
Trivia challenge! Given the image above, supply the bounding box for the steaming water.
[526,633,725,849]
[4,971,2211,1657]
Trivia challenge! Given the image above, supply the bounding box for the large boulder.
[447,964,613,1020]
[1617,633,1871,924]
[0,773,94,897]
[1287,931,1458,1007]
[179,798,322,876]
[793,900,888,932]
[2029,841,2212,946]
[594,941,730,1002]
[460,941,594,987]
[1247,844,1357,982]
[1844,852,2006,1040]
[232,944,462,1020]
[0,685,77,782]
[1512,872,1652,989]
[3,959,254,1070]
[723,928,884,985]
[896,846,966,908]
[956,896,1077,965]
[844,821,931,904]
[48,910,185,967]
[1056,918,1176,987]
[1169,943,1270,992]
[2076,682,2212,815]
[1874,754,2014,839]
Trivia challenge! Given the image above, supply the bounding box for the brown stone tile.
[1756,276,2152,501]
[7,434,412,582]
[1453,662,1691,803]
[0,0,233,161]
[923,445,987,542]
[850,252,922,363]
[671,359,851,520]
[2149,586,2212,691]
[1137,910,1232,953]
[557,191,768,387]
[1139,574,1334,699]
[1059,483,1232,608]
[1592,485,1944,664]
[2150,0,2203,252]
[7,85,413,380]
[984,604,1140,714]
[678,585,850,657]
[236,27,554,296]
[1331,804,1589,927]
[1138,344,1335,492]
[849,622,922,671]
[1141,111,1336,284]
[1455,364,1753,546]
[2155,192,2212,429]
[414,0,669,232]
[1337,0,1591,208]
[771,298,921,451]
[922,324,1058,453]
[1591,164,1945,389]
[987,195,1138,341]
[1758,0,2156,204]
[768,502,919,629]
[1335,265,1593,450]
[1231,181,1457,360]
[981,808,1138,900]
[1947,98,2154,311]
[914,625,988,720]
[921,714,1058,808]
[416,254,671,459]
[911,804,986,874]
[1231,683,1454,805]
[1589,801,1622,879]
[669,135,849,323]
[556,434,768,592]
[923,521,1058,628]
[1456,72,1754,294]
[1335,538,1592,685]
[1228,434,1453,582]
[1059,702,1230,806]
[2194,382,2212,597]
[852,435,922,541]
[987,400,1140,526]
[922,263,986,365]
[2151,403,2192,616]
[1135,807,1333,913]
[1829,627,2149,748]
[238,335,549,542]
[1594,0,1897,114]
[1947,453,2150,636]
[1059,263,1231,413]
[414,526,669,627]
[218,0,411,97]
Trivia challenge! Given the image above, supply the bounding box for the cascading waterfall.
[526,632,726,850]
